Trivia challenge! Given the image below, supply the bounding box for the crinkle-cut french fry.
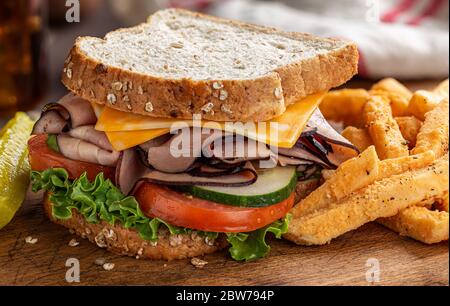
[371,78,412,116]
[395,116,423,148]
[407,90,443,121]
[412,99,449,157]
[293,147,379,217]
[378,206,449,244]
[285,154,449,246]
[319,89,369,127]
[364,94,409,160]
[341,126,373,152]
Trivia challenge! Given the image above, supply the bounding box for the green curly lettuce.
[31,168,217,242]
[226,214,291,261]
[31,168,290,261]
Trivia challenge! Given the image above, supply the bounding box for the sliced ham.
[57,135,120,167]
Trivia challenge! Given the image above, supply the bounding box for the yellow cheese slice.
[105,129,169,152]
[96,93,325,151]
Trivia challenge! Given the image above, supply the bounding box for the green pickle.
[0,113,35,229]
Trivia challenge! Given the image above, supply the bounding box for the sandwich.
[29,9,359,261]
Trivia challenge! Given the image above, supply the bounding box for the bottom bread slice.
[43,193,228,261]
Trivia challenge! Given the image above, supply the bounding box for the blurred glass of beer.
[0,0,47,115]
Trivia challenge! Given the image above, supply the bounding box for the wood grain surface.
[0,193,448,286]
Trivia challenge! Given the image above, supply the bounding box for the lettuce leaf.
[31,168,289,261]
[31,168,213,242]
[226,214,291,261]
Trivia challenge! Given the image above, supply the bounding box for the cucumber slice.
[183,167,297,208]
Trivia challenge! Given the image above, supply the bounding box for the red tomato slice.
[135,182,295,233]
[28,134,116,182]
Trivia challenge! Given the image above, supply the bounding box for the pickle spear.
[0,113,35,229]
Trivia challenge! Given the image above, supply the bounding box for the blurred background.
[0,0,448,122]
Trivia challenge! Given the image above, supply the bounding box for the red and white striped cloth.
[209,0,449,80]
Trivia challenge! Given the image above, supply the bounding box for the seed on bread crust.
[107,93,117,105]
[201,102,214,114]
[145,101,154,112]
[274,87,283,99]
[221,104,233,115]
[112,82,123,91]
[102,228,117,241]
[219,90,229,101]
[213,82,224,90]
[205,236,215,246]
[95,232,107,248]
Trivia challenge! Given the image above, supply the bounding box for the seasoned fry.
[433,79,449,99]
[320,89,369,127]
[371,78,413,100]
[395,116,423,148]
[435,191,449,212]
[341,126,373,152]
[412,99,449,157]
[378,207,449,244]
[370,90,410,117]
[321,169,335,181]
[285,154,449,246]
[377,151,436,179]
[320,150,432,183]
[294,147,379,216]
[371,78,412,116]
[407,90,442,121]
[364,94,409,159]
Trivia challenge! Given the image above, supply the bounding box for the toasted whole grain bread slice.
[43,193,228,261]
[62,9,358,122]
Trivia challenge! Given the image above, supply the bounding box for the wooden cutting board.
[0,195,448,286]
[1,80,447,286]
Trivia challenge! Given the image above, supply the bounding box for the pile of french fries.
[285,78,449,246]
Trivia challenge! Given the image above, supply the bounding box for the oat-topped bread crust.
[62,9,358,122]
[43,194,228,261]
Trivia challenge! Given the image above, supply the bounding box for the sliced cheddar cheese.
[96,93,325,151]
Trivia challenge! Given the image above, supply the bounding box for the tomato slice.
[135,182,295,233]
[28,134,116,182]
